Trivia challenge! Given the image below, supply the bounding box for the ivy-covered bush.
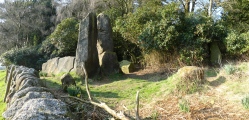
[38,39,57,59]
[48,17,79,57]
[1,46,45,70]
[225,31,249,55]
[114,1,228,66]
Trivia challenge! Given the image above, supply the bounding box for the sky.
[0,0,3,3]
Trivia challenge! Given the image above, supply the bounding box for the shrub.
[0,46,45,70]
[48,18,79,57]
[225,31,249,55]
[67,86,83,97]
[38,39,57,59]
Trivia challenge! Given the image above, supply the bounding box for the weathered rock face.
[76,12,99,77]
[99,51,120,75]
[97,13,120,75]
[97,13,113,54]
[42,56,75,75]
[3,65,71,120]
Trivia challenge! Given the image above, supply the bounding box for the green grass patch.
[43,70,207,110]
[237,62,249,72]
[225,81,249,94]
[0,70,7,120]
[40,77,62,89]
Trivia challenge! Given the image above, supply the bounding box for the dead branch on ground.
[79,63,131,120]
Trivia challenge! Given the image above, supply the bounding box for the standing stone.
[99,51,120,75]
[97,13,113,54]
[97,13,120,75]
[210,41,222,65]
[75,12,99,77]
[119,60,135,74]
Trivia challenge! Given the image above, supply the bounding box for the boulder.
[60,73,76,91]
[75,12,99,77]
[42,57,59,75]
[97,13,113,54]
[99,51,120,75]
[119,60,135,74]
[54,56,76,74]
[42,56,75,75]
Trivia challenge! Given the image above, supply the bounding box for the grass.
[42,70,207,110]
[242,95,249,109]
[178,98,190,112]
[0,70,6,120]
[41,71,177,109]
[1,62,248,119]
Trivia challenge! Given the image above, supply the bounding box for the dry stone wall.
[3,65,71,120]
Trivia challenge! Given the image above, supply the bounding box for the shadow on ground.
[209,76,226,87]
[124,67,177,82]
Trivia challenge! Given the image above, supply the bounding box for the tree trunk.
[208,0,213,17]
[191,0,196,12]
[185,0,190,14]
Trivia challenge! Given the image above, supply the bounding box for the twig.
[80,63,130,120]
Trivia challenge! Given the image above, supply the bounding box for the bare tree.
[0,0,56,52]
[56,0,105,22]
[179,0,197,14]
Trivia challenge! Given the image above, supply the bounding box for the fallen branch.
[79,63,130,120]
[82,63,92,101]
[61,95,130,120]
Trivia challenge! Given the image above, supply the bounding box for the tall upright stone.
[97,13,113,54]
[97,13,120,75]
[210,41,222,65]
[75,12,99,77]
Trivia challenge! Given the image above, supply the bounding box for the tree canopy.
[0,0,248,69]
